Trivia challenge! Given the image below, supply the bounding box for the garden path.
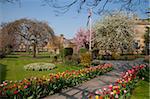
[44,58,145,99]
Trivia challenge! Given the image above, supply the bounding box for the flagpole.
[89,8,92,52]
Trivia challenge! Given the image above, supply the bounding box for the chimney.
[60,34,64,44]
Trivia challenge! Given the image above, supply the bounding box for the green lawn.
[0,52,83,82]
[131,80,150,99]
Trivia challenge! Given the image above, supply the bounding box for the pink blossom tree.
[73,28,91,52]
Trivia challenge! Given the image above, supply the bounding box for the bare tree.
[1,18,55,57]
[43,0,148,15]
[0,22,17,54]
[1,0,148,15]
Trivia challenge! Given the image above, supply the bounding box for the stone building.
[45,34,77,54]
[133,19,150,54]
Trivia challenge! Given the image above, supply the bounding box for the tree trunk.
[33,43,36,58]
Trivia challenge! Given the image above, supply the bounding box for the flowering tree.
[73,28,90,51]
[93,12,136,54]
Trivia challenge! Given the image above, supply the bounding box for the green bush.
[79,48,88,53]
[72,54,80,64]
[0,51,5,58]
[91,60,101,66]
[97,55,102,60]
[64,48,73,56]
[92,49,99,59]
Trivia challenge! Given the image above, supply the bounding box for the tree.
[0,22,17,54]
[93,12,136,55]
[73,28,90,51]
[144,26,150,55]
[1,0,148,15]
[1,18,55,57]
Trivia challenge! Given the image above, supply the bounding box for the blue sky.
[0,0,148,39]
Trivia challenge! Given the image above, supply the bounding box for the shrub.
[124,55,136,60]
[59,49,64,58]
[72,54,80,64]
[53,55,58,62]
[101,55,112,60]
[0,51,5,59]
[92,49,99,59]
[144,56,149,63]
[91,60,101,66]
[64,48,73,57]
[97,55,102,60]
[60,48,73,61]
[112,52,121,60]
[24,62,56,71]
[80,52,92,67]
[79,48,88,53]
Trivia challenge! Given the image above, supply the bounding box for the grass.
[131,80,150,99]
[0,52,83,81]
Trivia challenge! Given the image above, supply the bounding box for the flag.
[87,8,92,26]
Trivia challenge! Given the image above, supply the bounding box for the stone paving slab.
[44,71,120,99]
[44,59,146,99]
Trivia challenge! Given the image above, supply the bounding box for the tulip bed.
[82,64,147,99]
[0,63,113,99]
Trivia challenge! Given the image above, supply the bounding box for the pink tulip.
[24,85,28,89]
[115,94,119,99]
[3,82,7,86]
[108,85,113,90]
[124,90,127,94]
[103,88,107,91]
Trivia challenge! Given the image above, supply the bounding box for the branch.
[98,0,109,14]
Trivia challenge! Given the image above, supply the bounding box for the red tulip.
[14,90,18,94]
[14,84,17,87]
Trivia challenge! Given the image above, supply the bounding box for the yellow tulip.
[18,85,21,89]
[95,95,99,99]
[113,90,116,94]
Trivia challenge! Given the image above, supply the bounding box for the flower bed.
[24,62,56,71]
[0,63,113,99]
[82,64,147,99]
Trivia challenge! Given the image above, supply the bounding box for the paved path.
[44,59,146,99]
